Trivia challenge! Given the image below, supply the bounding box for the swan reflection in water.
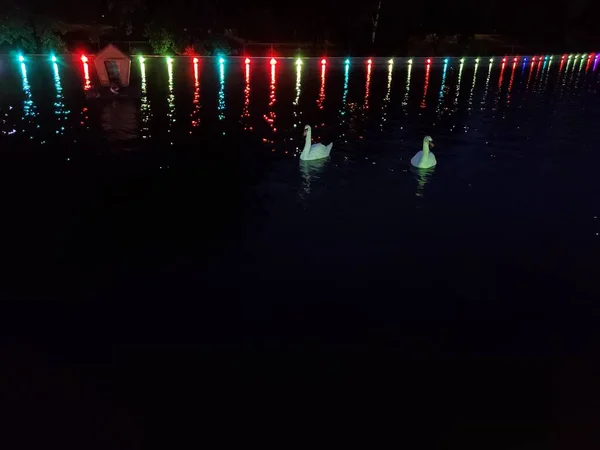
[299,158,328,201]
[410,166,435,197]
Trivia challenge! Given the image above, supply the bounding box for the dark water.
[2,55,600,448]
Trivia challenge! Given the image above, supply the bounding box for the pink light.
[270,58,277,65]
[426,58,431,64]
[321,58,326,65]
[502,57,506,62]
[245,58,250,64]
[80,54,88,63]
[193,57,199,63]
[513,57,517,62]
[562,55,565,60]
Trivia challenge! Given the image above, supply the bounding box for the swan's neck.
[302,129,312,156]
[422,141,430,156]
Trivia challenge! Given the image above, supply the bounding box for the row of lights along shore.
[14,54,598,64]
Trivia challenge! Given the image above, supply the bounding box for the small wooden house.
[93,44,131,88]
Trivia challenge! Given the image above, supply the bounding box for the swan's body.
[411,136,437,169]
[300,125,333,161]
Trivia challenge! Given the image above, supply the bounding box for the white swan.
[300,125,333,161]
[411,136,437,169]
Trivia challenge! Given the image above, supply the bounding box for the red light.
[562,55,565,59]
[367,59,372,64]
[193,57,199,63]
[513,57,517,62]
[321,58,326,65]
[426,58,431,64]
[245,58,250,64]
[502,57,506,62]
[589,54,592,59]
[80,54,88,63]
[270,58,277,65]
[532,57,536,61]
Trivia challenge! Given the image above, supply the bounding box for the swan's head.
[424,135,434,147]
[303,125,311,137]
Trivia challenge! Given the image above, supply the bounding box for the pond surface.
[1,55,600,447]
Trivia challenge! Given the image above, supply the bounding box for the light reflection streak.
[140,61,151,138]
[420,63,430,109]
[468,62,479,112]
[242,61,251,130]
[317,62,326,110]
[167,58,175,138]
[380,61,393,130]
[190,61,200,133]
[505,62,516,107]
[364,61,372,110]
[53,62,68,135]
[294,62,302,106]
[83,62,91,91]
[572,57,586,90]
[218,60,225,120]
[526,59,536,90]
[480,61,492,109]
[402,63,412,115]
[338,62,350,143]
[436,61,448,117]
[20,62,37,138]
[539,59,551,94]
[264,63,277,132]
[559,58,573,98]
[453,61,464,110]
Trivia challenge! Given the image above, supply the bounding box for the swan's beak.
[430,142,435,148]
[303,130,307,137]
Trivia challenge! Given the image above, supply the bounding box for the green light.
[489,58,493,63]
[388,58,393,65]
[167,57,173,63]
[296,58,303,65]
[460,58,464,63]
[408,58,413,64]
[574,54,578,59]
[549,55,553,60]
[568,54,572,59]
[582,53,587,58]
[219,57,225,64]
[475,57,480,63]
[51,55,57,62]
[138,56,145,63]
[18,54,24,62]
[345,59,350,65]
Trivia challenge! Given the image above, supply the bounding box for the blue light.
[219,57,225,64]
[51,55,57,62]
[18,54,24,62]
[524,57,527,61]
[444,58,449,63]
[345,59,350,65]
